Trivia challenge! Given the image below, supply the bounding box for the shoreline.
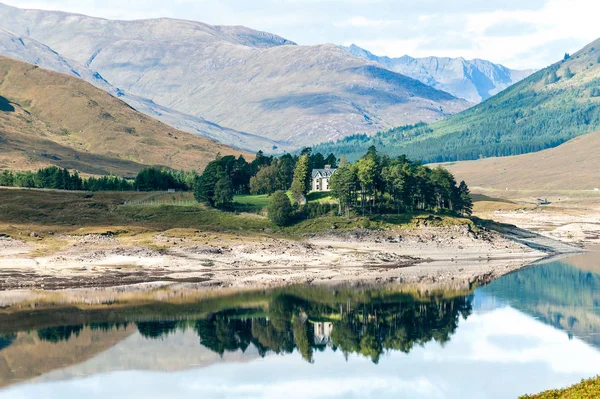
[0,221,578,292]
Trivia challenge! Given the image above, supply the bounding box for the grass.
[520,376,600,398]
[0,187,476,243]
[233,194,271,212]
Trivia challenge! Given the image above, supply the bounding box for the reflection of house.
[312,322,333,346]
[311,166,337,192]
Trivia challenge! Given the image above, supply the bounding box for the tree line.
[263,146,472,226]
[0,166,196,192]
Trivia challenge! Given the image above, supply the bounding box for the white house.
[311,165,337,192]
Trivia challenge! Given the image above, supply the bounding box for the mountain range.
[0,2,470,152]
[344,44,535,104]
[314,38,600,163]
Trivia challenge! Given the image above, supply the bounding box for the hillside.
[315,38,600,163]
[0,56,249,176]
[344,44,535,103]
[0,3,469,151]
[442,130,600,191]
[0,27,276,152]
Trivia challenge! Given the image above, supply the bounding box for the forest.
[312,58,600,163]
[194,146,473,224]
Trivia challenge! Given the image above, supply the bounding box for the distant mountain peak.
[343,44,536,103]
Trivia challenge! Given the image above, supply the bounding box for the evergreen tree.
[457,181,473,216]
[291,154,311,201]
[564,67,574,79]
[213,176,234,209]
[545,70,558,85]
[194,161,225,206]
[329,165,356,216]
[268,190,293,226]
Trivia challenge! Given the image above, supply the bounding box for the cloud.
[1,0,598,69]
[484,21,538,37]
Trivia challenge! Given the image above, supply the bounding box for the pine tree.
[291,154,311,202]
[213,176,233,209]
[564,67,574,79]
[457,181,473,216]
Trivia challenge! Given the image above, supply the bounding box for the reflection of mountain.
[480,255,600,348]
[0,325,134,388]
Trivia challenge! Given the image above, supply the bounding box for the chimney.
[325,165,331,169]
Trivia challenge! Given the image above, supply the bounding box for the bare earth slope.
[443,131,600,191]
[0,56,250,176]
[0,3,469,150]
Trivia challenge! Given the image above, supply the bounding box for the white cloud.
[1,0,599,69]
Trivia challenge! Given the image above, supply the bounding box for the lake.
[1,252,600,398]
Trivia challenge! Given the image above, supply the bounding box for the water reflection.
[1,253,600,398]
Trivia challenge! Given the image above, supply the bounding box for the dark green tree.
[291,154,311,202]
[268,190,293,226]
[214,176,234,209]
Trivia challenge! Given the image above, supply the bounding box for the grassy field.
[0,187,475,241]
[520,376,600,398]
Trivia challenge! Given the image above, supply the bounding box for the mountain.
[0,56,250,177]
[344,45,535,103]
[344,44,535,103]
[314,38,600,163]
[0,3,470,151]
[0,27,277,152]
[443,130,600,190]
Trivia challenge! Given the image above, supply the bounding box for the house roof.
[312,168,337,178]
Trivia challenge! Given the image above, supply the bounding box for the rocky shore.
[0,222,571,291]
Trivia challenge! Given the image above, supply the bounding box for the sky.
[2,0,599,69]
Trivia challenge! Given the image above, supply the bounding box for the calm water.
[1,253,600,398]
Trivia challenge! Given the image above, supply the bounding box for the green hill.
[314,38,600,163]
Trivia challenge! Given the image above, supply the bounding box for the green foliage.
[249,165,278,195]
[291,154,311,201]
[134,167,189,192]
[312,55,600,163]
[326,146,472,216]
[545,69,558,85]
[564,66,574,79]
[268,190,293,226]
[0,166,134,191]
[213,176,234,209]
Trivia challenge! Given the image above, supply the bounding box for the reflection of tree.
[191,292,472,364]
[194,318,254,355]
[292,316,314,363]
[37,325,83,343]
[22,287,472,363]
[136,321,178,339]
[0,333,16,351]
